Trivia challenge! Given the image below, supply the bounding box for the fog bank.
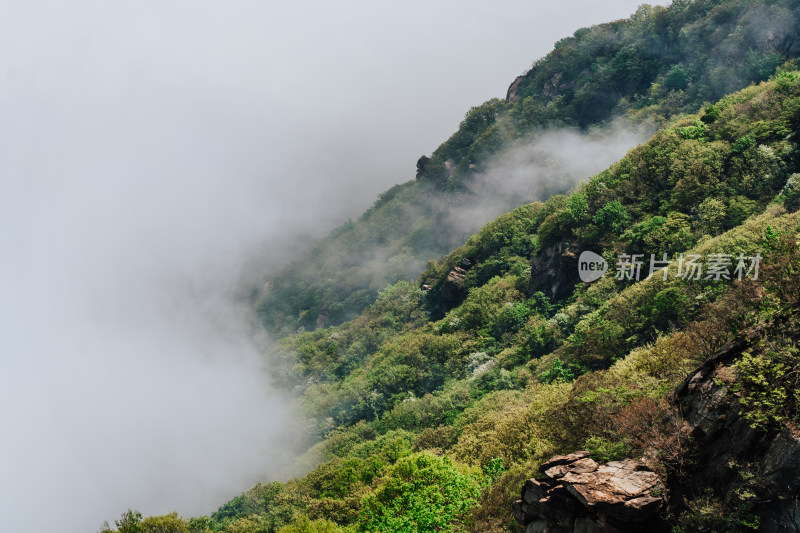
[448,122,654,239]
[0,1,666,531]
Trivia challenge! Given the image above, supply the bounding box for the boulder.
[561,459,663,522]
[513,452,667,532]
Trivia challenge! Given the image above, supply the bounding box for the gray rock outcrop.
[513,451,666,532]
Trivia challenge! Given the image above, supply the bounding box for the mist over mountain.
[0,1,671,532]
[7,0,800,531]
[257,0,800,337]
[240,68,800,533]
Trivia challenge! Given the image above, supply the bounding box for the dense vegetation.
[256,0,800,336]
[104,66,800,532]
[99,1,800,531]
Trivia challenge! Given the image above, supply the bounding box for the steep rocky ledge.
[670,333,800,531]
[528,241,579,301]
[513,327,800,532]
[512,452,667,532]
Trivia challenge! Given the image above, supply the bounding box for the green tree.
[139,513,189,533]
[360,452,484,533]
[100,510,142,533]
[697,197,727,235]
[659,212,696,254]
[593,200,632,234]
[278,516,350,533]
[647,287,690,330]
[563,192,589,226]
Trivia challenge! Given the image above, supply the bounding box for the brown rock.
[539,451,592,473]
[514,452,666,530]
[545,457,599,479]
[446,266,467,284]
[561,460,664,522]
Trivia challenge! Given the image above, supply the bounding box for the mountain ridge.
[256,0,800,337]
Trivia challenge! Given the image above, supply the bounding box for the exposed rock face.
[513,451,667,532]
[671,334,800,531]
[443,158,456,177]
[446,265,467,285]
[512,327,800,531]
[436,258,472,312]
[528,241,580,301]
[507,75,525,103]
[542,71,564,100]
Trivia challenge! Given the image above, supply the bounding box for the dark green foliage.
[214,495,251,522]
[729,234,800,431]
[112,510,142,533]
[779,173,800,211]
[262,79,800,529]
[101,511,192,533]
[664,64,691,92]
[647,287,690,330]
[700,104,721,124]
[257,0,800,337]
[674,487,761,532]
[731,132,756,154]
[481,457,505,482]
[514,1,800,127]
[592,200,631,233]
[489,302,532,340]
[429,100,507,174]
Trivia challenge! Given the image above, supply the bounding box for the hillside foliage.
[104,67,800,532]
[100,1,800,531]
[256,0,800,337]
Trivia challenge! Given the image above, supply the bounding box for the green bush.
[359,452,484,533]
[584,435,631,462]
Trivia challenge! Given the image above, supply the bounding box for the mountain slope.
[157,71,800,533]
[256,0,800,337]
[96,3,800,532]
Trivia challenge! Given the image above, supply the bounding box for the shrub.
[593,200,632,234]
[539,357,575,383]
[584,435,630,462]
[278,516,351,533]
[733,341,800,431]
[359,452,484,533]
[697,197,728,235]
[647,287,690,330]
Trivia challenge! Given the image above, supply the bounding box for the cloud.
[443,121,654,242]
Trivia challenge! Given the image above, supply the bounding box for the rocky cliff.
[514,325,800,532]
[669,330,800,532]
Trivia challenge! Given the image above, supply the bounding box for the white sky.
[0,2,668,532]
